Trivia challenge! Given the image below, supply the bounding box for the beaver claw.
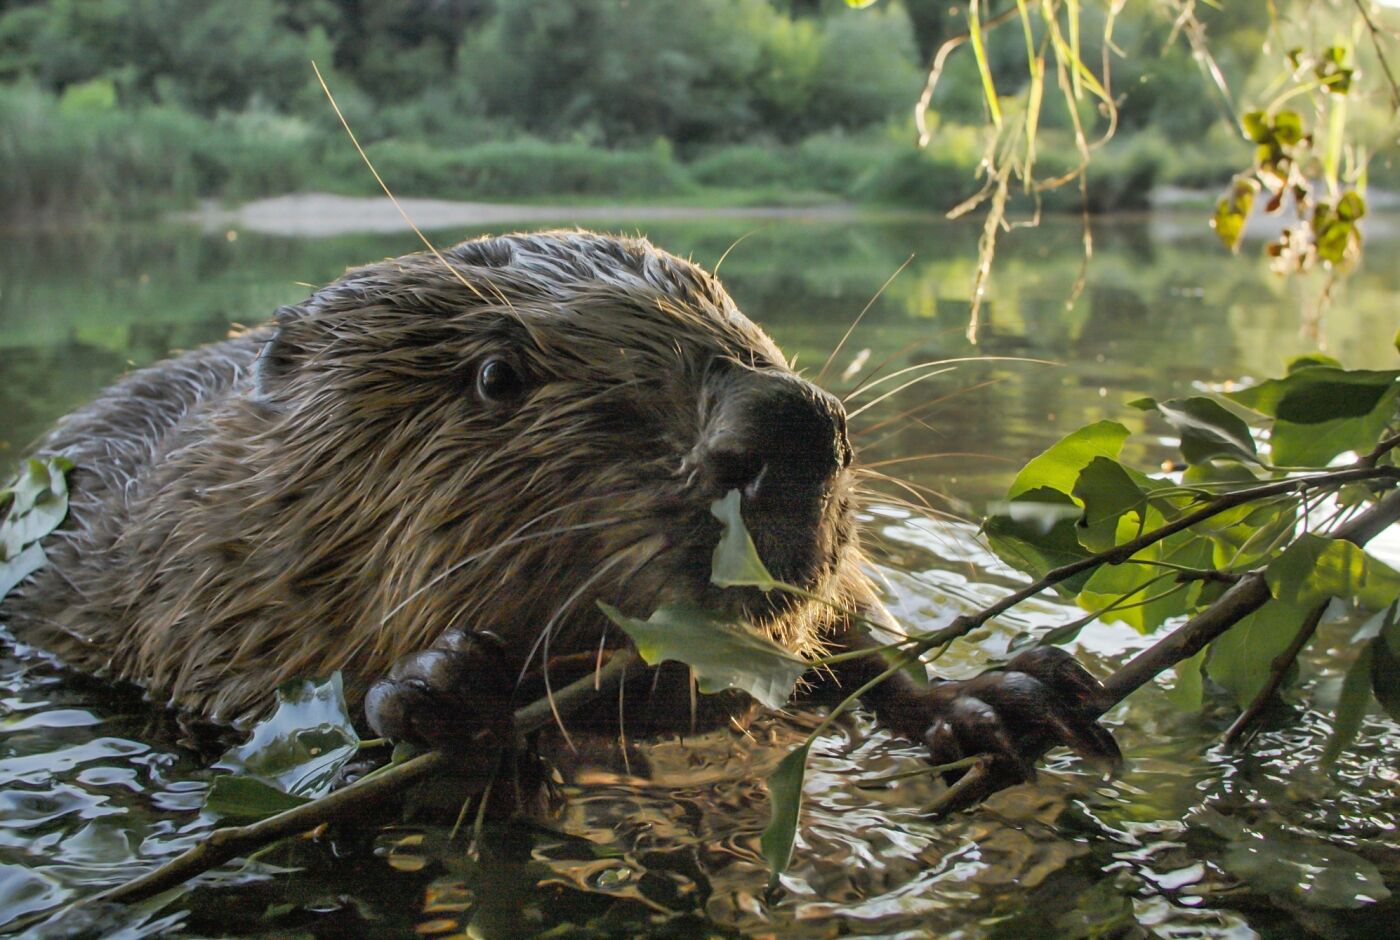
[365,630,516,751]
[922,646,1120,799]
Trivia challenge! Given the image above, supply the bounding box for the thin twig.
[1353,0,1400,111]
[1221,600,1329,747]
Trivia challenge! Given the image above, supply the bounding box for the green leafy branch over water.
[0,456,73,600]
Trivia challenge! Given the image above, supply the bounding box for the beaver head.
[18,230,870,725]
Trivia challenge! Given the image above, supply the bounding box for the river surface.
[0,206,1397,937]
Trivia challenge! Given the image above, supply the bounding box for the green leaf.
[984,488,1095,595]
[1266,533,1400,611]
[1007,421,1130,499]
[1207,599,1309,708]
[1242,110,1269,143]
[1323,640,1375,766]
[598,602,806,709]
[1361,601,1400,721]
[2,456,73,563]
[1132,396,1258,465]
[0,543,45,600]
[214,672,360,799]
[1165,647,1207,712]
[1072,457,1146,552]
[1077,529,1212,634]
[1212,176,1258,252]
[709,490,778,591]
[1221,831,1390,908]
[1225,367,1398,423]
[204,775,311,820]
[761,742,811,889]
[1273,109,1304,145]
[1287,353,1342,373]
[1336,190,1366,222]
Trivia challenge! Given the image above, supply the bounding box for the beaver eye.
[475,357,525,403]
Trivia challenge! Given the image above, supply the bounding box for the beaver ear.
[253,304,314,397]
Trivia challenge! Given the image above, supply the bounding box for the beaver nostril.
[706,443,767,497]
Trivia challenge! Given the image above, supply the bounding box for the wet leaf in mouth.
[709,489,780,591]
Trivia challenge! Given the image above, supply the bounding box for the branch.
[1353,0,1400,112]
[1221,599,1328,747]
[1102,487,1400,707]
[28,649,640,926]
[925,465,1398,651]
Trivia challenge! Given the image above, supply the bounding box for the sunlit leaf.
[0,543,45,600]
[214,672,360,800]
[1007,421,1131,499]
[1078,528,1212,634]
[598,602,806,709]
[1225,367,1397,423]
[1242,110,1269,143]
[1211,177,1258,252]
[761,742,811,888]
[1221,832,1390,908]
[1131,396,1258,465]
[1072,457,1146,552]
[984,488,1094,595]
[204,775,311,820]
[709,490,778,591]
[1207,599,1308,708]
[1266,533,1400,612]
[1287,353,1342,373]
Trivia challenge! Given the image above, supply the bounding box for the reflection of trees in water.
[2,217,1395,485]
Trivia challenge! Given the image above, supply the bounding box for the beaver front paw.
[923,646,1121,797]
[365,629,517,751]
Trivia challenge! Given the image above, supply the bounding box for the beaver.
[2,230,1117,790]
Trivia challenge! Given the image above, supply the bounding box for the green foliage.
[986,356,1398,752]
[205,673,360,819]
[598,602,807,709]
[0,456,72,600]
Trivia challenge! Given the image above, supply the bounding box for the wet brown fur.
[3,231,873,728]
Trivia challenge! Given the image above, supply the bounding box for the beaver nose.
[694,370,851,510]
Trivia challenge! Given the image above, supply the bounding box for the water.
[1,208,1397,937]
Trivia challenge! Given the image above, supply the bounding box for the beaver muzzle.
[688,368,852,587]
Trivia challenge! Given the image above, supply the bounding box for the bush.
[328,138,696,200]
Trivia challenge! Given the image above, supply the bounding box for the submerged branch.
[36,649,640,923]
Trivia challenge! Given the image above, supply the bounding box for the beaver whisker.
[845,368,958,420]
[377,512,628,628]
[816,253,914,386]
[842,355,1055,404]
[852,378,1013,444]
[523,548,648,748]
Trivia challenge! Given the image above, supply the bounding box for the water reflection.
[1,212,1397,936]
